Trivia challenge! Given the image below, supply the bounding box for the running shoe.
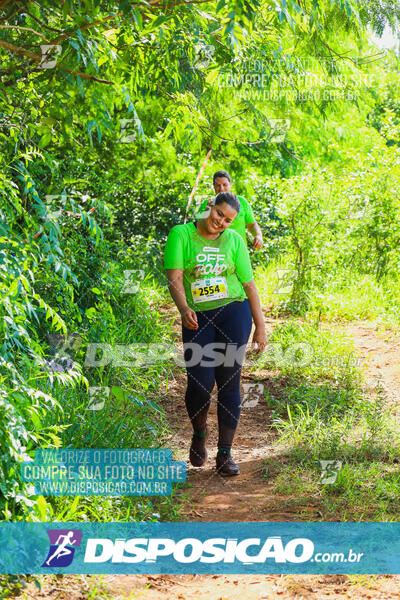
[216,450,240,476]
[189,424,210,467]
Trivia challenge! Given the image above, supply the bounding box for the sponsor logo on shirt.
[195,249,227,276]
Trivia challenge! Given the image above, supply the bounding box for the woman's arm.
[242,280,267,352]
[166,269,198,330]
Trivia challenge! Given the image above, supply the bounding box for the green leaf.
[76,75,84,97]
[39,132,52,148]
[9,278,19,296]
[151,15,171,29]
[111,386,127,402]
[85,307,97,319]
[30,409,42,431]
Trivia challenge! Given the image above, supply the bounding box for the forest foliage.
[0,0,400,522]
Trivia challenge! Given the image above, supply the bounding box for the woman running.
[164,192,267,476]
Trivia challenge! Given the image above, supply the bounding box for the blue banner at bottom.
[0,522,399,574]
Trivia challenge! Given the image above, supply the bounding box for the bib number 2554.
[191,277,228,303]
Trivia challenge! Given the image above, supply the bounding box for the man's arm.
[246,221,263,249]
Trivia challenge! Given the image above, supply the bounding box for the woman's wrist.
[179,304,191,316]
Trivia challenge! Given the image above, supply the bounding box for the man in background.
[196,170,263,249]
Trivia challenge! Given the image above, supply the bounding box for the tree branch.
[216,109,248,124]
[0,39,38,59]
[2,0,208,52]
[0,4,26,23]
[318,38,359,66]
[0,24,50,41]
[51,6,158,45]
[0,61,32,75]
[0,0,13,10]
[60,65,114,84]
[52,13,123,44]
[0,40,114,84]
[144,0,214,5]
[23,10,63,33]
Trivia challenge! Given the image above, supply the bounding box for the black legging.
[182,300,252,449]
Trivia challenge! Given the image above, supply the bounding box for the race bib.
[191,277,228,303]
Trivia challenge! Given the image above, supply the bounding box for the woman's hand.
[180,306,199,330]
[251,326,267,353]
[166,270,198,330]
[242,281,266,353]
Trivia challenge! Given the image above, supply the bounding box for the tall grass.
[254,261,400,326]
[3,275,186,525]
[253,314,400,520]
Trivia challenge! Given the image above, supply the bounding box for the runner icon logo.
[268,118,291,143]
[319,460,342,484]
[119,119,137,144]
[121,269,144,294]
[46,333,82,373]
[87,386,110,411]
[193,43,215,69]
[39,45,62,69]
[242,383,264,408]
[273,268,297,295]
[42,529,82,567]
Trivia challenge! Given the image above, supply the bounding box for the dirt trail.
[161,315,400,523]
[337,320,400,415]
[96,313,400,599]
[93,572,400,599]
[26,572,400,599]
[24,314,400,599]
[161,314,318,522]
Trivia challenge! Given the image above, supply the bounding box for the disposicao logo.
[42,529,82,567]
[83,536,314,564]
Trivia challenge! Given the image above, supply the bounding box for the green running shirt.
[196,195,255,244]
[164,222,253,311]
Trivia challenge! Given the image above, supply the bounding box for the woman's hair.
[214,191,240,214]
